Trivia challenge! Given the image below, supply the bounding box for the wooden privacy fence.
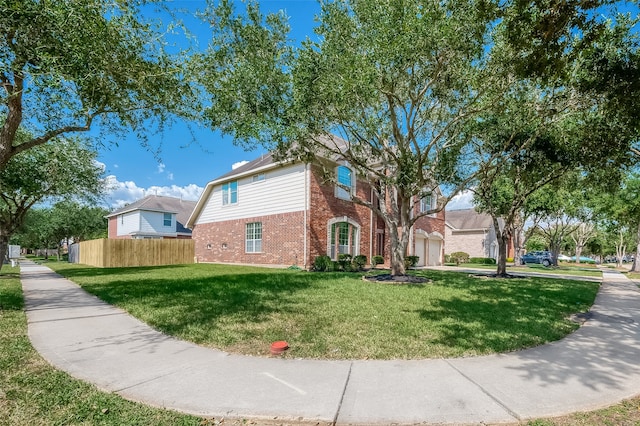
[77,239,194,268]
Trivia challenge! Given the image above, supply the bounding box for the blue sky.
[98,1,322,208]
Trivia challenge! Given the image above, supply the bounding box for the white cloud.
[104,175,203,209]
[157,163,166,173]
[94,160,107,172]
[446,190,474,211]
[232,160,249,170]
[167,172,174,181]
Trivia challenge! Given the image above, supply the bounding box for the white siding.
[196,163,307,224]
[117,212,140,236]
[140,211,175,234]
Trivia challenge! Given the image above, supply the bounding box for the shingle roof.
[445,208,494,230]
[214,152,276,182]
[106,195,197,234]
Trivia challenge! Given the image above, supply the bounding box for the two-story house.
[186,151,445,268]
[107,195,197,239]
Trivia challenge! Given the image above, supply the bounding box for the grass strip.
[0,265,203,426]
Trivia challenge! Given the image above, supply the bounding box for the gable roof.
[107,195,197,234]
[445,208,494,231]
[186,134,351,229]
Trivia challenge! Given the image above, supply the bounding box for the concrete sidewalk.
[21,261,640,425]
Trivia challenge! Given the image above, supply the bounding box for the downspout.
[369,186,374,267]
[304,163,309,269]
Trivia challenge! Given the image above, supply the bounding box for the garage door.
[428,239,442,266]
[414,236,426,267]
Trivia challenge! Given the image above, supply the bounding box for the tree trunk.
[0,233,9,272]
[632,222,640,272]
[492,216,510,277]
[574,245,583,264]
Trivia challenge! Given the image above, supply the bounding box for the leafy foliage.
[0,0,192,170]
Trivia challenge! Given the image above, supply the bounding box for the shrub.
[469,257,496,265]
[338,253,353,271]
[449,251,469,265]
[353,255,367,271]
[313,255,333,272]
[506,257,514,263]
[405,255,420,269]
[372,255,384,268]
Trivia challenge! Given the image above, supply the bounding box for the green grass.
[0,265,204,425]
[508,264,602,278]
[47,262,599,360]
[448,263,602,278]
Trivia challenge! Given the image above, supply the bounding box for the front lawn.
[47,263,599,360]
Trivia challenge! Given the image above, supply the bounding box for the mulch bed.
[363,274,431,285]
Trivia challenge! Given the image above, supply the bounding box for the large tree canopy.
[0,0,192,171]
[200,0,508,275]
[198,0,637,275]
[0,131,104,269]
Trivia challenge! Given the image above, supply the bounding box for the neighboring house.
[187,149,446,269]
[107,195,197,239]
[444,208,513,259]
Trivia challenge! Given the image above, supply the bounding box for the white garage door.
[428,239,442,266]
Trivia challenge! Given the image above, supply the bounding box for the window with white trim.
[330,222,358,259]
[245,222,262,253]
[252,173,265,183]
[163,213,172,227]
[420,193,436,213]
[335,165,354,200]
[222,180,238,205]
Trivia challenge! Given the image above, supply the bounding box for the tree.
[0,0,191,171]
[470,82,579,276]
[199,0,513,275]
[571,222,596,263]
[0,132,104,270]
[592,174,640,271]
[47,201,108,259]
[530,180,595,266]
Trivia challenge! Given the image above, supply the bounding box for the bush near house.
[372,255,384,267]
[313,255,333,272]
[470,257,496,265]
[449,251,470,265]
[313,254,369,272]
[405,255,420,269]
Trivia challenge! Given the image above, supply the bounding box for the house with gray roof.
[444,208,513,259]
[107,195,197,239]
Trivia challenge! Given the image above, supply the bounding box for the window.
[420,193,436,213]
[246,222,262,253]
[163,213,172,227]
[330,222,358,259]
[335,165,354,200]
[222,180,238,205]
[252,173,265,183]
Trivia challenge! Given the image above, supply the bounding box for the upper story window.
[252,173,265,183]
[335,165,354,200]
[420,193,437,213]
[163,213,172,227]
[222,180,238,205]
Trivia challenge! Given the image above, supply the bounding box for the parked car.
[520,251,553,267]
[557,254,571,262]
[570,256,596,264]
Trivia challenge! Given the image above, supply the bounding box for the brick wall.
[193,211,306,266]
[413,209,446,236]
[307,163,373,264]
